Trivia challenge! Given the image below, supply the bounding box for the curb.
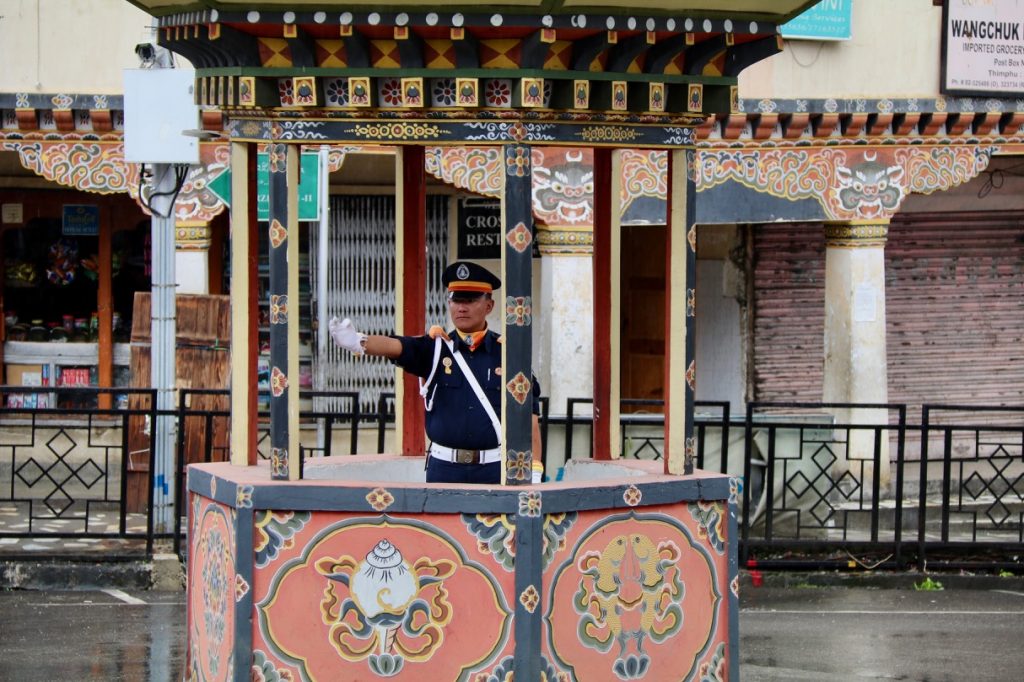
[0,556,183,591]
[739,569,1024,591]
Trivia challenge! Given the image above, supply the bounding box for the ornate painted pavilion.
[4,0,1022,679]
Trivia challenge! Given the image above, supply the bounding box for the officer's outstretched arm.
[328,317,402,359]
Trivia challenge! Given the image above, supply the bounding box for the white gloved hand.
[329,317,367,355]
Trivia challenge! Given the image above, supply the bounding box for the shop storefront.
[0,186,149,408]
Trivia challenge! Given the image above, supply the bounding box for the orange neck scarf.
[456,328,488,352]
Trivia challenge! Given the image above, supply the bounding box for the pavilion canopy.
[125,0,819,22]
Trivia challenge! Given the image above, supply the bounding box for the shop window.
[3,218,101,342]
[111,220,152,341]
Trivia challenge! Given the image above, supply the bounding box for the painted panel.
[543,503,732,681]
[251,511,517,680]
[187,493,238,681]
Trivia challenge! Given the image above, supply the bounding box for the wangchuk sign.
[942,0,1024,96]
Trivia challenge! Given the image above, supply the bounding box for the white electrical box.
[123,68,200,165]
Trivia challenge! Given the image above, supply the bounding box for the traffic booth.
[130,1,818,679]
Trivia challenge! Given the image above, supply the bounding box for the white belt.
[430,443,502,465]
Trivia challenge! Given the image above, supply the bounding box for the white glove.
[329,317,367,355]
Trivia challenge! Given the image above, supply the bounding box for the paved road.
[1,586,1022,680]
[741,587,1024,681]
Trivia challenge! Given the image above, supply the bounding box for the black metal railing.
[2,388,1021,572]
[557,398,732,472]
[0,386,158,558]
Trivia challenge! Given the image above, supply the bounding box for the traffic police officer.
[329,261,542,484]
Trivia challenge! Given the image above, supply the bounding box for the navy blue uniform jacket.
[393,329,541,450]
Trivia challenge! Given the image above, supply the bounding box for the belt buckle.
[456,449,477,464]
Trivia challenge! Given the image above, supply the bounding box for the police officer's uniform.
[390,262,540,484]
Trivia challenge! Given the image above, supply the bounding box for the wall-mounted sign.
[1,203,23,225]
[942,0,1024,96]
[780,0,852,41]
[457,198,503,259]
[206,152,321,221]
[62,204,100,236]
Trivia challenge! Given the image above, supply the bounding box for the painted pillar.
[229,143,258,466]
[267,144,301,480]
[592,148,623,460]
[665,149,697,475]
[502,141,539,680]
[501,144,535,487]
[175,220,211,295]
[537,254,593,415]
[395,146,427,455]
[822,221,891,487]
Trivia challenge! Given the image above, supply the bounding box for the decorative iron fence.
[0,387,158,558]
[1,388,1021,572]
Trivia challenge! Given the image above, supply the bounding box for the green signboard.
[206,152,320,221]
[781,0,852,41]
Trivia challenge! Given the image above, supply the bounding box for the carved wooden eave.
[133,4,826,125]
[699,97,1024,145]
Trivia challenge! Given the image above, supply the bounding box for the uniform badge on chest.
[442,357,453,375]
[494,367,502,376]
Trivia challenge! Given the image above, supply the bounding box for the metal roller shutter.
[751,223,826,403]
[751,214,1024,411]
[886,212,1024,409]
[312,195,449,411]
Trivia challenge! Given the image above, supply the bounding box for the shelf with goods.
[1,209,149,411]
[3,340,132,409]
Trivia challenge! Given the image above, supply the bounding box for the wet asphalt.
[1,585,1022,681]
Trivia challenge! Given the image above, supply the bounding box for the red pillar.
[592,148,613,460]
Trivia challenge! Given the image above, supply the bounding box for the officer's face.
[449,293,494,332]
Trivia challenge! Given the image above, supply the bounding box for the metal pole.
[316,146,330,450]
[317,145,330,360]
[149,163,177,533]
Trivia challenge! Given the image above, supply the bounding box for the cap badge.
[456,264,470,280]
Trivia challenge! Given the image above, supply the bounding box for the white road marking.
[741,609,1023,615]
[991,589,1024,598]
[101,588,147,605]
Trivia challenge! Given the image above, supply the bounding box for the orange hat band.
[448,280,493,293]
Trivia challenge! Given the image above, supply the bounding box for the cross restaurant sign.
[942,0,1024,96]
[457,198,503,259]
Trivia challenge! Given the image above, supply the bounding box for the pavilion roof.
[126,1,817,23]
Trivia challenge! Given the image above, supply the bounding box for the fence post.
[146,389,158,556]
[721,402,731,475]
[941,427,953,543]
[893,405,906,568]
[871,425,882,543]
[350,393,361,455]
[918,406,930,571]
[174,389,188,558]
[741,403,754,565]
[565,399,577,464]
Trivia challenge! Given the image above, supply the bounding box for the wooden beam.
[97,199,113,409]
[396,145,427,455]
[229,142,257,466]
[665,149,696,475]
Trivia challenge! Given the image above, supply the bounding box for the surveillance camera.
[135,43,156,61]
